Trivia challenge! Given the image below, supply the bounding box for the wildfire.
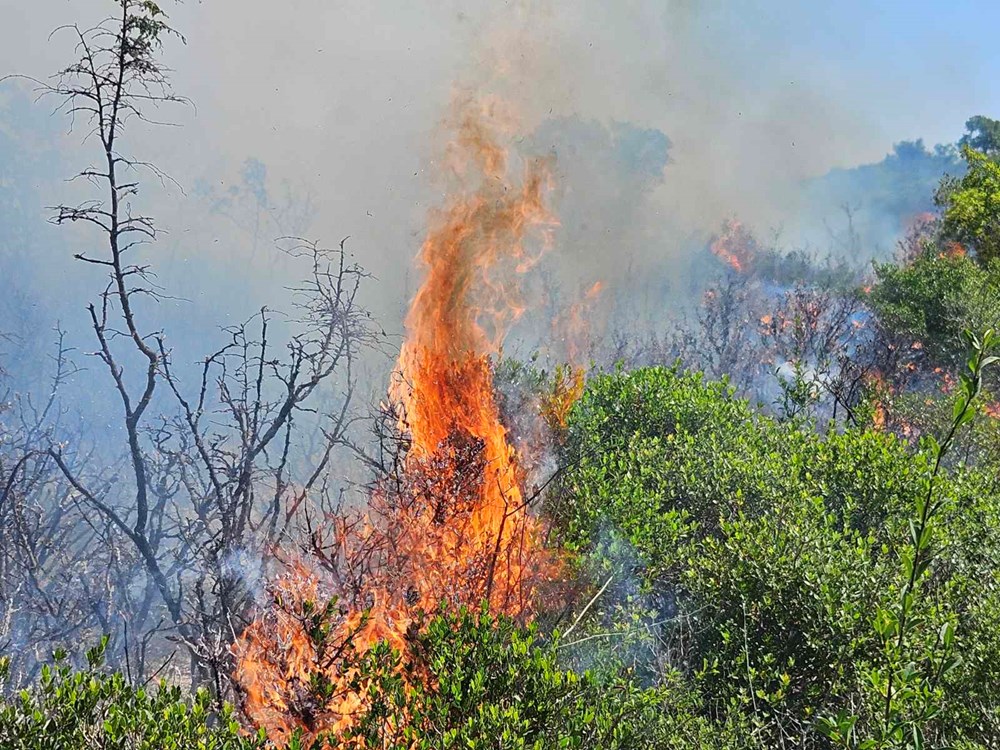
[233,97,562,746]
[934,367,957,394]
[551,280,605,366]
[541,364,586,432]
[865,370,891,431]
[939,241,967,259]
[710,218,759,273]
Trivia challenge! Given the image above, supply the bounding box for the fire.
[939,241,967,259]
[232,97,562,746]
[865,370,890,431]
[541,364,586,432]
[551,280,605,365]
[709,218,759,273]
[934,367,957,394]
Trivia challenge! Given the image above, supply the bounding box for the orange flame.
[710,218,758,273]
[551,280,605,366]
[939,241,967,259]
[233,97,562,746]
[540,364,586,432]
[865,370,890,431]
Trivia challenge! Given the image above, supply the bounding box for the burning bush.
[232,97,566,744]
[273,607,710,749]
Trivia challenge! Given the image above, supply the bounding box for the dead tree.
[10,1,383,693]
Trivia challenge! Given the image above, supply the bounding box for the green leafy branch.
[821,329,998,750]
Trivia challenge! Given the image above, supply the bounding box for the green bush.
[552,365,1000,748]
[939,146,1000,263]
[316,606,728,750]
[868,250,1000,364]
[0,638,263,750]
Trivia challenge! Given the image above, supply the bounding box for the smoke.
[2,0,998,691]
[0,0,993,411]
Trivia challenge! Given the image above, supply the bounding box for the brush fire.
[232,97,564,744]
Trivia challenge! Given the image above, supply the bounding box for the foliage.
[959,116,1000,159]
[0,638,264,750]
[938,146,1000,263]
[551,364,1000,748]
[325,607,725,750]
[868,250,1000,364]
[821,329,999,749]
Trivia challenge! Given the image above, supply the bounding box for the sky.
[5,1,996,202]
[2,0,999,358]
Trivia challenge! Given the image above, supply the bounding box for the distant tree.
[959,115,1000,158]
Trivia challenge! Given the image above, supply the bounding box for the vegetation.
[550,358,1000,748]
[0,639,264,750]
[869,251,1000,365]
[938,147,1000,263]
[6,3,1000,750]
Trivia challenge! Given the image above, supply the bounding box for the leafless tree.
[2,0,383,696]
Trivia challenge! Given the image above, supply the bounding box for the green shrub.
[868,250,1000,364]
[553,365,1000,748]
[327,606,729,750]
[0,638,263,750]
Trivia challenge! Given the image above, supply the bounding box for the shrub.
[326,606,728,750]
[0,638,263,750]
[873,251,1000,360]
[553,365,1000,748]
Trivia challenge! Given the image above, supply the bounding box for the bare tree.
[3,0,383,695]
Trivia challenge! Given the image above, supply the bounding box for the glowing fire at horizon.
[232,96,563,746]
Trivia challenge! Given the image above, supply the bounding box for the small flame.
[551,280,605,366]
[709,218,758,273]
[865,370,890,431]
[541,364,586,432]
[939,241,967,259]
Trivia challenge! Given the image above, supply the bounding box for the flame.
[865,370,890,431]
[939,241,967,259]
[551,280,605,366]
[233,97,562,746]
[709,218,759,273]
[541,364,586,432]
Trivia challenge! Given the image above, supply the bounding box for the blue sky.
[697,0,1000,151]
